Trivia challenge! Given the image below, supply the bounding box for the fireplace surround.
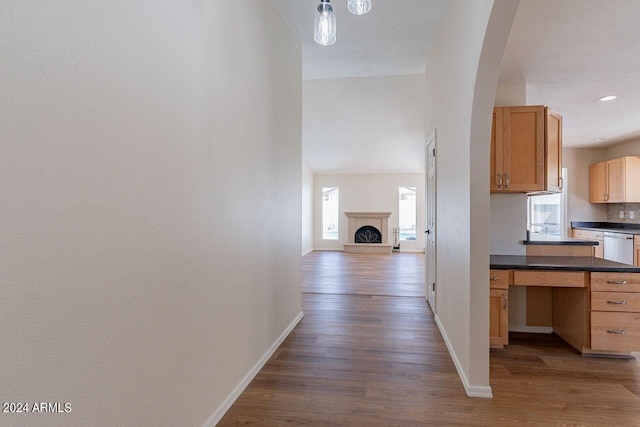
[343,212,393,254]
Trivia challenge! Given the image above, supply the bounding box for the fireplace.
[343,212,392,254]
[355,226,382,243]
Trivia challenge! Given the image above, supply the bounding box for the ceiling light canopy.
[314,0,372,46]
[598,95,617,102]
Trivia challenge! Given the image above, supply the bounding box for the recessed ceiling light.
[593,138,607,142]
[598,95,617,102]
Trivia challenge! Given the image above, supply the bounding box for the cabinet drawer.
[591,292,640,312]
[513,270,587,287]
[489,269,510,290]
[591,272,640,292]
[591,311,640,352]
[572,229,604,240]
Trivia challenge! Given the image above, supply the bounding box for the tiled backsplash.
[607,203,640,223]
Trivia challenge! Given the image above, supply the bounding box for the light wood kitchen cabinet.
[589,156,640,203]
[635,236,640,267]
[490,106,562,194]
[571,228,604,258]
[545,110,563,193]
[489,270,509,348]
[590,272,640,352]
[589,162,607,203]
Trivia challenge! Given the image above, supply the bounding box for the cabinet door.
[607,157,626,203]
[589,162,607,203]
[545,108,563,193]
[490,108,504,192]
[635,236,640,266]
[503,106,545,192]
[490,289,509,348]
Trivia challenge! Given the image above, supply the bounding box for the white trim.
[509,325,553,334]
[302,249,313,256]
[203,311,304,427]
[399,249,426,253]
[434,315,493,399]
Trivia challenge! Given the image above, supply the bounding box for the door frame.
[426,130,437,312]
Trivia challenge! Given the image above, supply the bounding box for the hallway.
[219,252,640,426]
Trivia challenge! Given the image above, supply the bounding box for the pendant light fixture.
[314,0,336,46]
[348,0,371,15]
[314,0,372,46]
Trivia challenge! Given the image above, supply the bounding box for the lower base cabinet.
[572,228,604,258]
[489,270,509,348]
[488,269,640,354]
[591,312,640,352]
[590,272,640,352]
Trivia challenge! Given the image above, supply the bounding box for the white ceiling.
[272,0,640,173]
[499,0,640,148]
[271,0,450,80]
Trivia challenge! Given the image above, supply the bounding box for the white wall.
[303,75,426,174]
[490,194,528,254]
[302,161,314,255]
[564,147,607,228]
[0,2,301,426]
[313,174,425,252]
[425,0,519,397]
[607,138,640,159]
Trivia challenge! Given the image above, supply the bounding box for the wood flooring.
[219,251,640,426]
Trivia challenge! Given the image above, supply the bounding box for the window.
[527,169,568,238]
[322,187,339,240]
[399,186,417,241]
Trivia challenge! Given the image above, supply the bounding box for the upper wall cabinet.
[490,106,563,194]
[589,156,640,203]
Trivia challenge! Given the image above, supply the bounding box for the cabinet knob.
[606,329,626,335]
[497,173,502,189]
[490,277,499,281]
[502,294,508,310]
[606,300,627,305]
[606,280,627,285]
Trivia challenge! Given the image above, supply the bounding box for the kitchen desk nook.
[490,253,640,356]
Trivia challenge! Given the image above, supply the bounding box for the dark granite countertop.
[523,237,598,246]
[490,255,640,272]
[572,221,640,235]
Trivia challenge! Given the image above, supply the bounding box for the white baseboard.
[509,325,553,334]
[399,249,426,253]
[302,249,313,256]
[312,248,343,252]
[203,311,304,427]
[434,315,493,399]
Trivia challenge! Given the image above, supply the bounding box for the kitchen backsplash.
[607,203,640,223]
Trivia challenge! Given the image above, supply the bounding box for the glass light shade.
[348,0,371,15]
[314,2,336,46]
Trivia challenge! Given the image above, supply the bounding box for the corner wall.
[425,0,519,397]
[0,1,302,426]
[606,138,640,159]
[564,147,608,229]
[302,161,314,255]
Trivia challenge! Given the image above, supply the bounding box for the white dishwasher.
[603,232,634,265]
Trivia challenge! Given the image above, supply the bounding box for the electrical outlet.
[620,210,625,218]
[630,211,635,220]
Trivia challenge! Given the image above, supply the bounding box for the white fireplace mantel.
[343,212,392,254]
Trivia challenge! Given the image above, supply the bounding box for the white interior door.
[426,131,436,311]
